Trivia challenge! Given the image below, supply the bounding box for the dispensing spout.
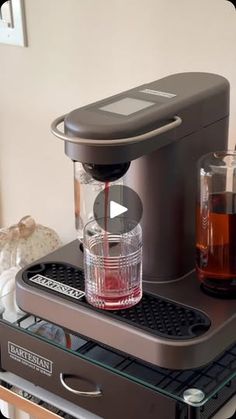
[82,162,130,182]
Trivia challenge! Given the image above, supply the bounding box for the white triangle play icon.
[110,200,128,219]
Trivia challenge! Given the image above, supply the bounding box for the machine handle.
[51,114,182,146]
[59,373,102,397]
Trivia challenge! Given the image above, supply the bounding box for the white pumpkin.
[0,216,61,316]
[0,216,61,272]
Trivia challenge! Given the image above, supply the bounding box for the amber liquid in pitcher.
[196,191,236,296]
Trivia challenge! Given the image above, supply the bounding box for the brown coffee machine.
[14,72,236,372]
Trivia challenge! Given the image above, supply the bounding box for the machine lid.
[64,72,229,140]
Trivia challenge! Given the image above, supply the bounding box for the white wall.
[0,0,236,243]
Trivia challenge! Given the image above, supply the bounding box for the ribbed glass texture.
[84,219,142,310]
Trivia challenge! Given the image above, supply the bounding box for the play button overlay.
[110,201,128,219]
[93,185,143,233]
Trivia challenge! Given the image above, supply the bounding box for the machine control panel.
[99,97,155,116]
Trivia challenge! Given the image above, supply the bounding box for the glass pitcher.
[196,151,236,297]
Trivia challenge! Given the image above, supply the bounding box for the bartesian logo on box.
[8,342,53,376]
[140,89,177,99]
[29,274,85,300]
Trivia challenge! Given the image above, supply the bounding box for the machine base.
[16,241,236,370]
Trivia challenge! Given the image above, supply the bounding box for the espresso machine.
[1,72,236,419]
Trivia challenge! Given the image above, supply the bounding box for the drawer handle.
[59,373,102,397]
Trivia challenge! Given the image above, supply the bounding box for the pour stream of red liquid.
[98,181,133,308]
[104,181,109,257]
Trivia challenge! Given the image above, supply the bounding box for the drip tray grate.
[22,262,211,341]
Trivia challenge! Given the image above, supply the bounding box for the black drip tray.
[22,262,211,341]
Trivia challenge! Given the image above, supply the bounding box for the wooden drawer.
[0,322,177,419]
[0,386,61,418]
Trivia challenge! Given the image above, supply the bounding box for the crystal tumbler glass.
[84,218,142,310]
